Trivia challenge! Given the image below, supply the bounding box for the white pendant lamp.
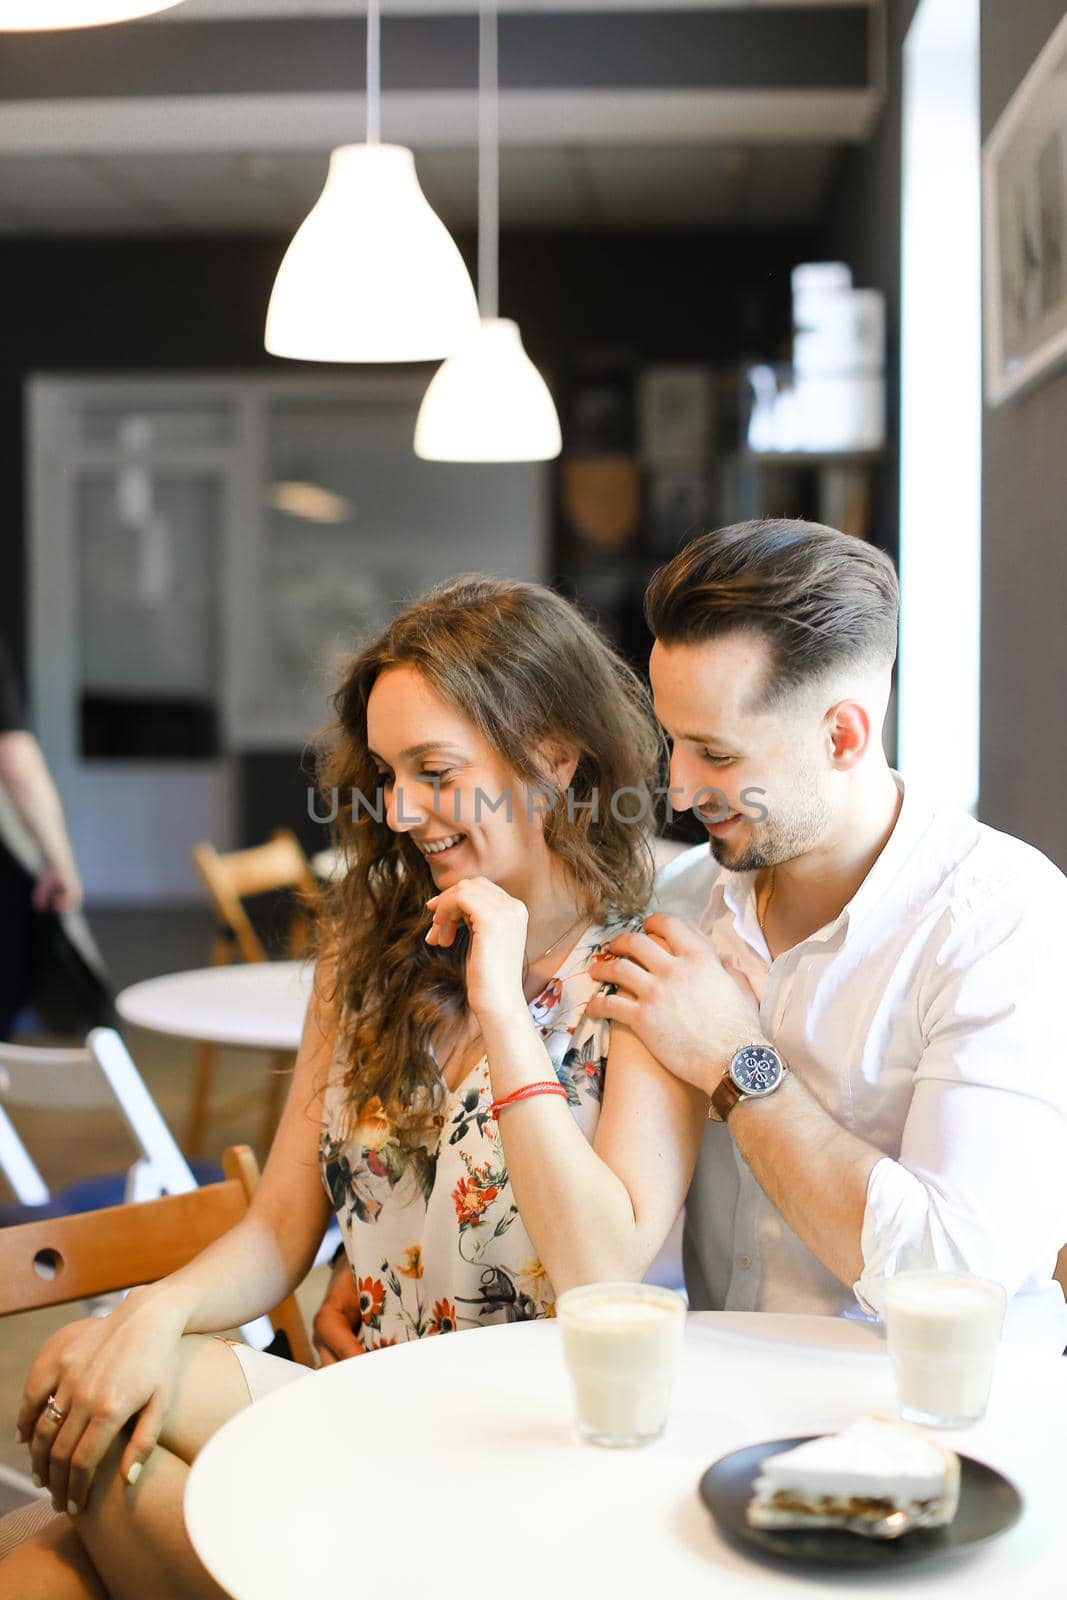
[265,0,478,363]
[414,0,561,461]
[0,0,185,23]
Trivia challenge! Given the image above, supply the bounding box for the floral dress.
[317,917,635,1349]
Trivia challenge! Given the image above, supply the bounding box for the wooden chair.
[191,830,319,969]
[188,830,321,1158]
[0,1143,315,1368]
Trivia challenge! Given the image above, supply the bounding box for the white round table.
[184,1312,1064,1598]
[310,847,342,883]
[116,960,313,1053]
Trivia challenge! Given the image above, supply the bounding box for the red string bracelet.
[489,1081,568,1119]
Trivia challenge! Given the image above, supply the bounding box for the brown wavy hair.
[315,576,662,1127]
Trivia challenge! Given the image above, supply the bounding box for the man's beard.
[706,774,832,873]
[708,832,772,872]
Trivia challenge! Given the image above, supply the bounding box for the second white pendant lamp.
[0,0,185,23]
[414,0,561,462]
[265,0,479,363]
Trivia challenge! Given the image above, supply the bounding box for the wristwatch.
[707,1042,787,1123]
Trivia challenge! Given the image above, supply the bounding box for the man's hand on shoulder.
[585,913,764,1093]
[312,1252,365,1365]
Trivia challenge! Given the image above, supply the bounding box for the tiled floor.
[0,907,330,1485]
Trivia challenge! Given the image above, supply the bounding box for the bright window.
[898,0,981,811]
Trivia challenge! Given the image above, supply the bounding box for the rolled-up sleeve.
[853,874,1067,1325]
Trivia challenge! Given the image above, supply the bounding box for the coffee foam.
[887,1278,1003,1316]
[564,1297,678,1327]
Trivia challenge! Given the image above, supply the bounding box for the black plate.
[699,1435,1023,1571]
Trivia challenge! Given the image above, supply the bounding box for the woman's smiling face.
[365,665,564,897]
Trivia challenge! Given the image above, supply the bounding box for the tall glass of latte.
[884,1271,1007,1428]
[557,1282,686,1447]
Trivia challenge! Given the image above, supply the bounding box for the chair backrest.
[0,1143,315,1366]
[0,1027,197,1209]
[191,829,320,966]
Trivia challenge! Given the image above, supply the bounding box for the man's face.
[649,633,833,872]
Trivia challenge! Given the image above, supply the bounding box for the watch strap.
[708,1073,742,1123]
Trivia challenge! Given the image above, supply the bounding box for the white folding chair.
[0,1027,197,1209]
[0,1027,282,1345]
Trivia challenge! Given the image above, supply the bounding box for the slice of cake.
[746,1416,961,1539]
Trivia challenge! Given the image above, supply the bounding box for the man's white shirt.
[654,773,1067,1352]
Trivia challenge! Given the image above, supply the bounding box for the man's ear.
[825,699,871,769]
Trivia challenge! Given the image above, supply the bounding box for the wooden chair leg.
[186,1041,218,1160]
[260,1050,292,1156]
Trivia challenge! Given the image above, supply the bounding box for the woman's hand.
[312,1254,366,1365]
[425,876,529,1023]
[16,1291,187,1515]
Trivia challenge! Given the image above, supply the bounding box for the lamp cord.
[478,0,498,320]
[366,0,381,146]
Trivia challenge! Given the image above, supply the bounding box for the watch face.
[730,1045,783,1097]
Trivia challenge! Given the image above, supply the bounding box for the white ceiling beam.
[162,1,872,17]
[0,87,880,154]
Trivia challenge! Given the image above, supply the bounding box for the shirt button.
[737,1254,752,1270]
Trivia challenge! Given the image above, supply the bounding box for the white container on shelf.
[792,262,851,358]
[746,262,887,457]
[791,260,853,308]
[793,373,885,453]
[794,289,886,376]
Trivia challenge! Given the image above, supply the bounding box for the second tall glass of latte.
[884,1271,1007,1428]
[557,1282,686,1447]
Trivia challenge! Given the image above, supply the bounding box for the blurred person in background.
[0,637,84,1040]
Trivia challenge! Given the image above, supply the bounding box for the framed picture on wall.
[984,11,1067,405]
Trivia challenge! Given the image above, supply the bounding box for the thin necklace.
[447,911,583,1067]
[757,867,776,938]
[526,912,584,969]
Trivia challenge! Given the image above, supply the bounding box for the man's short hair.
[645,518,900,706]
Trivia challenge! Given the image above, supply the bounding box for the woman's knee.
[157,1335,252,1465]
[0,1517,109,1599]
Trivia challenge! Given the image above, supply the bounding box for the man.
[0,638,84,1038]
[311,519,1067,1357]
[584,518,1067,1350]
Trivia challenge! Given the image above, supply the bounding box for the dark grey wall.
[980,0,1067,868]
[822,0,921,561]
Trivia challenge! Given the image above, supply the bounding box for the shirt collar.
[718,868,764,953]
[713,771,932,953]
[834,771,933,944]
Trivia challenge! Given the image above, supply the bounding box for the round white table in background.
[310,847,341,882]
[115,960,313,1053]
[185,1312,1065,1599]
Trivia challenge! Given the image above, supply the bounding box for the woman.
[3,578,707,1600]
